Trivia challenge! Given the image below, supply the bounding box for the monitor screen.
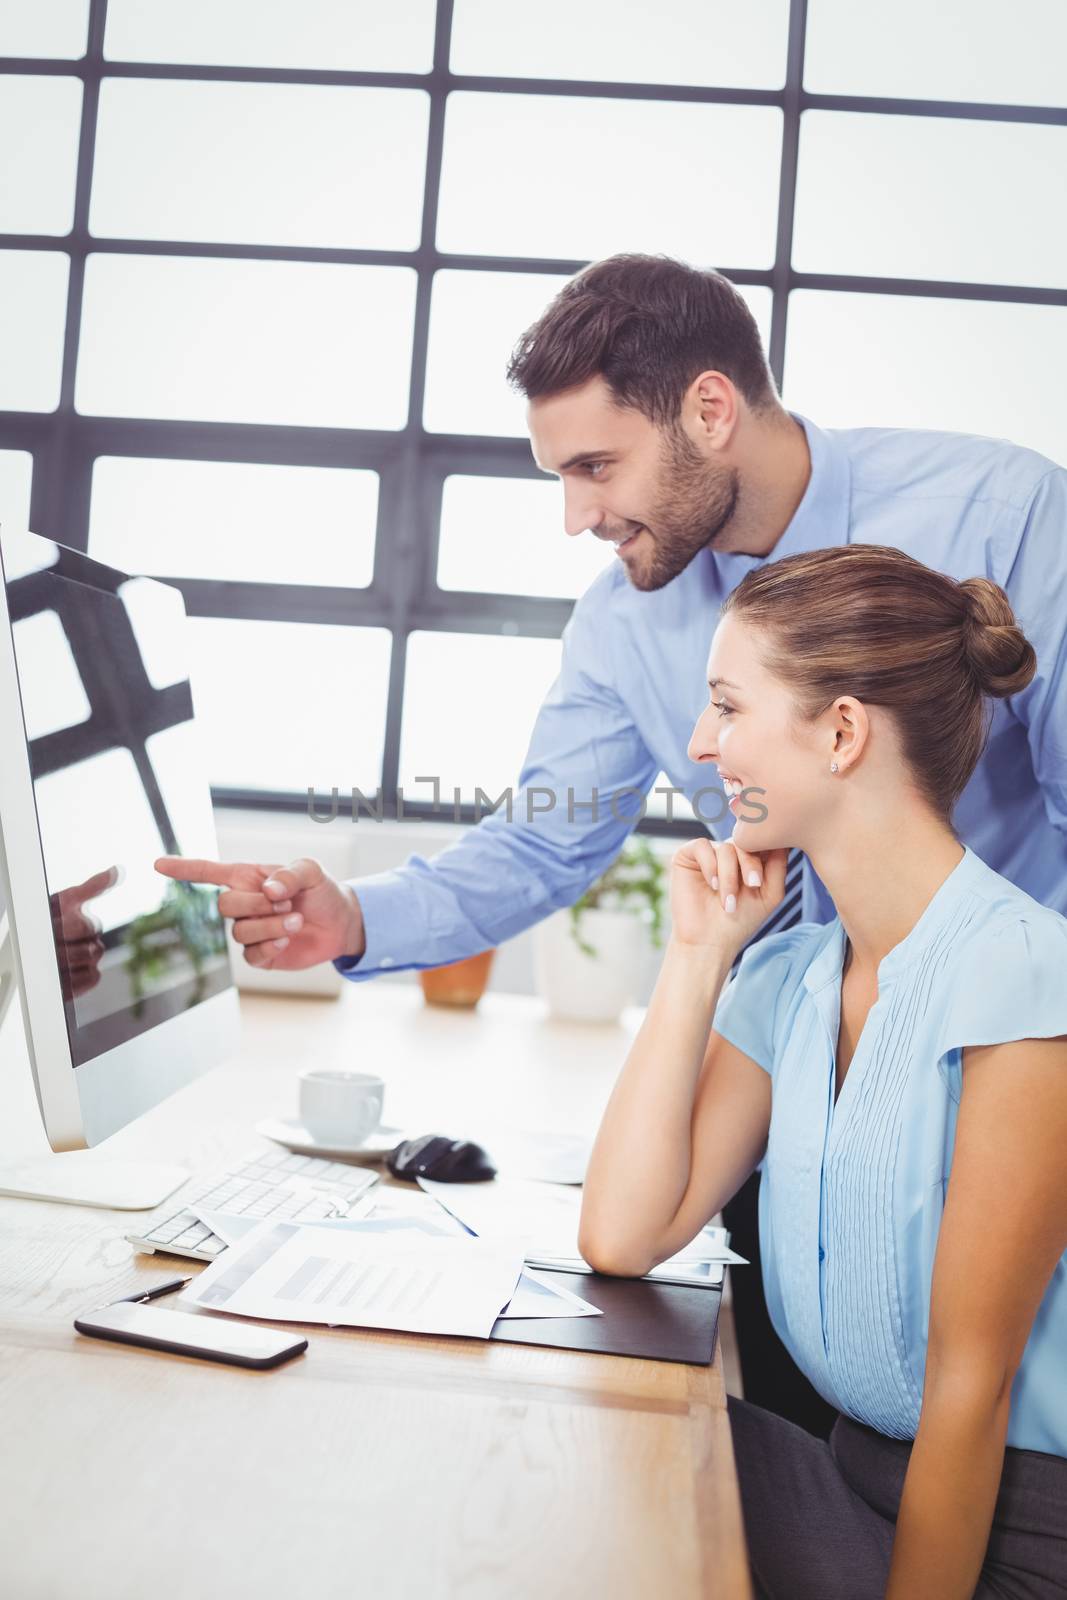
[1,530,231,1068]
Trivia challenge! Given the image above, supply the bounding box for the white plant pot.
[534,908,648,1024]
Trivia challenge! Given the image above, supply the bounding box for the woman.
[578,545,1067,1599]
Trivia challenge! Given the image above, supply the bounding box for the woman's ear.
[830,696,869,773]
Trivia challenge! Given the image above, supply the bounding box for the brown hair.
[723,545,1036,817]
[506,253,777,425]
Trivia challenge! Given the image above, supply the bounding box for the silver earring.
[830,761,839,773]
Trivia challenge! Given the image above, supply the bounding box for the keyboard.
[126,1146,381,1262]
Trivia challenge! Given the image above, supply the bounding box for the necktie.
[732,847,804,974]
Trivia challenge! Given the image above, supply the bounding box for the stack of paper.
[184,1216,525,1338]
[344,1187,604,1320]
[189,1202,603,1334]
[415,1176,746,1289]
[182,1172,742,1340]
[469,1129,591,1185]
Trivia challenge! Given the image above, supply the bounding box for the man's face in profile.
[528,376,740,592]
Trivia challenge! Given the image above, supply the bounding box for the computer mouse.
[386,1133,497,1183]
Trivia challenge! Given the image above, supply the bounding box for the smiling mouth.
[607,527,644,554]
[717,772,745,801]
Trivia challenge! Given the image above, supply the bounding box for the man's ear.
[687,371,737,448]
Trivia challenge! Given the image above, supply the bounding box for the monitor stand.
[0,914,188,1210]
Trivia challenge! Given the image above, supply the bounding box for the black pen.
[109,1276,192,1307]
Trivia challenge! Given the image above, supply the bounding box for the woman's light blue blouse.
[712,847,1067,1456]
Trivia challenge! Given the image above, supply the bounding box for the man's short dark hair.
[506,253,778,426]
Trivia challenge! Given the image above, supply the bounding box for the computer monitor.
[0,525,240,1204]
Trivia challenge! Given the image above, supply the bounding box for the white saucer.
[255,1117,407,1161]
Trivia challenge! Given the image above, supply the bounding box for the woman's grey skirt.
[728,1395,1067,1599]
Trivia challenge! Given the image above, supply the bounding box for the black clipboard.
[488,1268,721,1365]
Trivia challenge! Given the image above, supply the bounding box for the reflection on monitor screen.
[4,546,229,1068]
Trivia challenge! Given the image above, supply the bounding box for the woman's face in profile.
[688,613,831,854]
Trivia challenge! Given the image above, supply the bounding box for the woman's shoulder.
[952,852,1067,965]
[936,855,1067,1058]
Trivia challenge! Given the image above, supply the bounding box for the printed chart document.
[417,1176,748,1287]
[183,1217,525,1339]
[192,1207,601,1320]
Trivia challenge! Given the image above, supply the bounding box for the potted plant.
[125,880,228,1017]
[418,948,495,1009]
[534,838,666,1023]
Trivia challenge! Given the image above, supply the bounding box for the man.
[159,254,1067,1433]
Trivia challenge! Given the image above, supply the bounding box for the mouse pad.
[489,1269,721,1366]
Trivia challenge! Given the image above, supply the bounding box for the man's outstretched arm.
[337,585,659,979]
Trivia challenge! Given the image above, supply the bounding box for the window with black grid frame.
[1,0,1064,877]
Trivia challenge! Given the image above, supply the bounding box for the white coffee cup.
[298,1068,384,1147]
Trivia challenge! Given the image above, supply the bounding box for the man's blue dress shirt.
[337,414,1067,976]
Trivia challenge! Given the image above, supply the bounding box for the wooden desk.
[0,984,752,1600]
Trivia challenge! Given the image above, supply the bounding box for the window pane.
[76,255,416,428]
[0,448,32,535]
[437,475,612,598]
[401,631,562,803]
[35,748,165,934]
[805,0,1067,107]
[11,609,91,740]
[185,618,391,793]
[424,269,772,438]
[0,75,82,234]
[0,0,89,57]
[437,92,781,265]
[145,719,222,862]
[120,578,188,690]
[104,0,435,72]
[0,249,69,411]
[424,270,568,437]
[0,489,54,584]
[451,0,789,88]
[90,457,377,587]
[793,112,1066,289]
[91,80,429,251]
[783,290,1067,466]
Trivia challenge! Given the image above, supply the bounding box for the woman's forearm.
[578,938,733,1274]
[886,1382,1011,1600]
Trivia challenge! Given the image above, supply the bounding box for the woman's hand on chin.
[668,835,788,956]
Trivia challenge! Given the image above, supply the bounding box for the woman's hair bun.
[958,577,1036,699]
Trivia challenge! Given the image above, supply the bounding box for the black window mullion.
[29,0,106,549]
[72,415,408,470]
[159,579,393,629]
[4,49,1063,129]
[788,273,1067,308]
[800,90,1067,127]
[375,0,456,810]
[410,596,573,638]
[767,0,808,391]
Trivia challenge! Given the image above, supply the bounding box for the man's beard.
[625,427,740,593]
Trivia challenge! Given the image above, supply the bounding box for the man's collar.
[760,413,851,563]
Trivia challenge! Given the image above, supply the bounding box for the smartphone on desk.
[75,1293,307,1370]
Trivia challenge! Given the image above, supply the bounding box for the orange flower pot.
[418,949,495,1009]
